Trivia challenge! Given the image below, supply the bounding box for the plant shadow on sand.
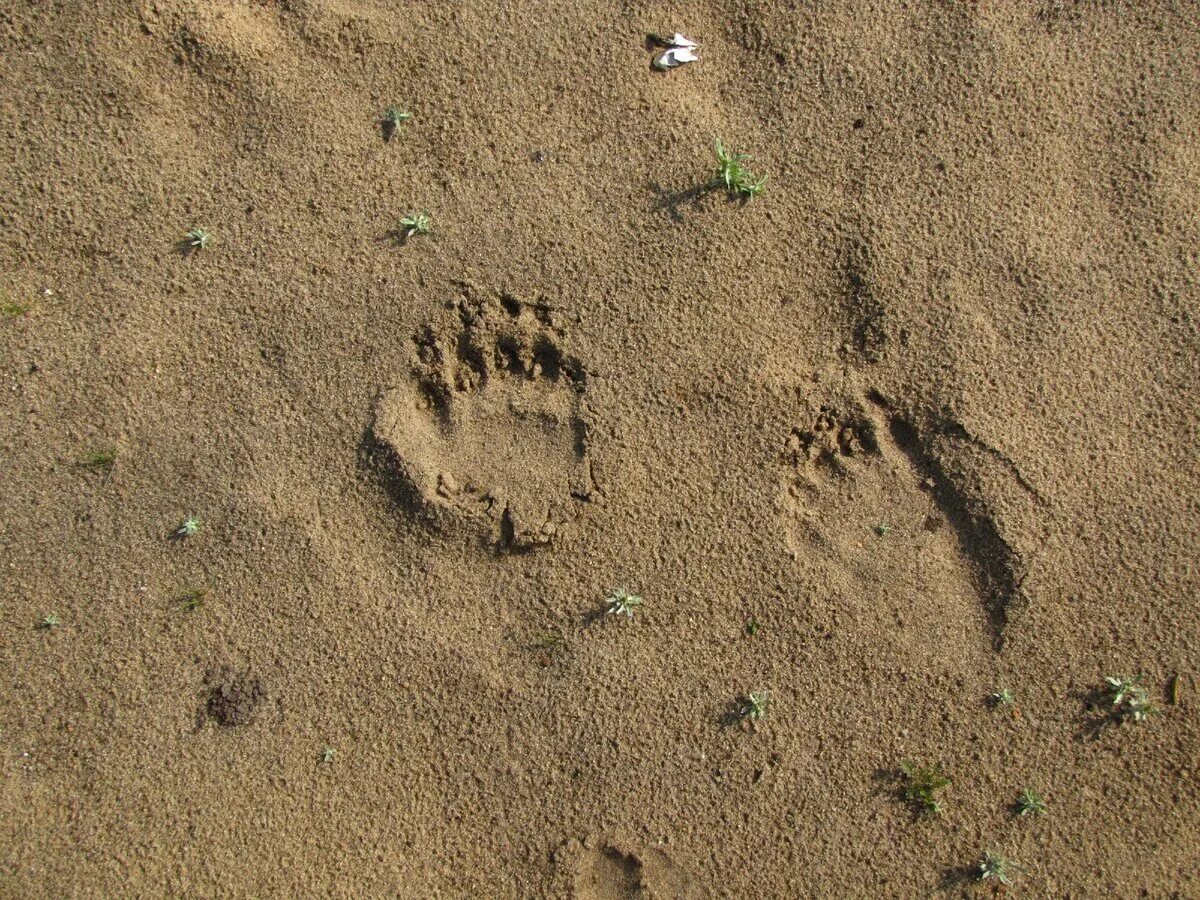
[1072,683,1145,741]
[649,179,754,223]
[938,863,980,892]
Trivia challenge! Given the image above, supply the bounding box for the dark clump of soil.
[204,668,266,728]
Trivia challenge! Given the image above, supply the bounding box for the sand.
[1,0,1197,896]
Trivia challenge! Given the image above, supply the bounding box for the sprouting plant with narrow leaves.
[397,211,431,240]
[711,140,768,200]
[184,228,210,252]
[320,746,336,765]
[175,586,208,612]
[38,614,62,630]
[1104,675,1157,723]
[875,522,893,537]
[382,106,411,140]
[173,515,200,540]
[990,688,1015,708]
[745,619,761,636]
[1015,787,1047,817]
[605,588,643,618]
[77,447,116,470]
[899,761,950,817]
[978,851,1024,886]
[739,691,769,721]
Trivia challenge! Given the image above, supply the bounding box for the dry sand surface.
[1,0,1198,896]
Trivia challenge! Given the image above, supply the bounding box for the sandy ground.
[1,0,1198,896]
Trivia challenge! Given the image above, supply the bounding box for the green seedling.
[739,691,769,721]
[990,688,1015,707]
[175,586,208,612]
[899,761,950,817]
[978,851,1024,886]
[605,588,643,618]
[2,288,32,318]
[531,631,564,651]
[184,228,210,252]
[173,515,201,540]
[77,447,116,470]
[397,211,431,240]
[711,140,768,200]
[320,746,336,765]
[382,106,411,139]
[875,522,893,537]
[38,614,62,630]
[1104,675,1157,723]
[1015,787,1046,817]
[745,619,761,636]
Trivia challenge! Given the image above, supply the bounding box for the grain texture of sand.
[1,1,1197,896]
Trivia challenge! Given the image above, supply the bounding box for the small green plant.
[978,851,1024,886]
[382,106,411,139]
[173,515,201,540]
[711,140,768,200]
[990,688,1015,707]
[1104,675,1157,723]
[875,522,893,537]
[2,288,32,318]
[745,619,760,636]
[899,761,950,816]
[739,691,769,721]
[77,447,116,470]
[38,614,62,630]
[320,746,336,765]
[605,588,643,618]
[397,211,431,240]
[1015,787,1046,817]
[531,631,564,651]
[175,586,208,612]
[184,228,210,252]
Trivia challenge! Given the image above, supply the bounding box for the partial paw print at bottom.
[552,836,706,899]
